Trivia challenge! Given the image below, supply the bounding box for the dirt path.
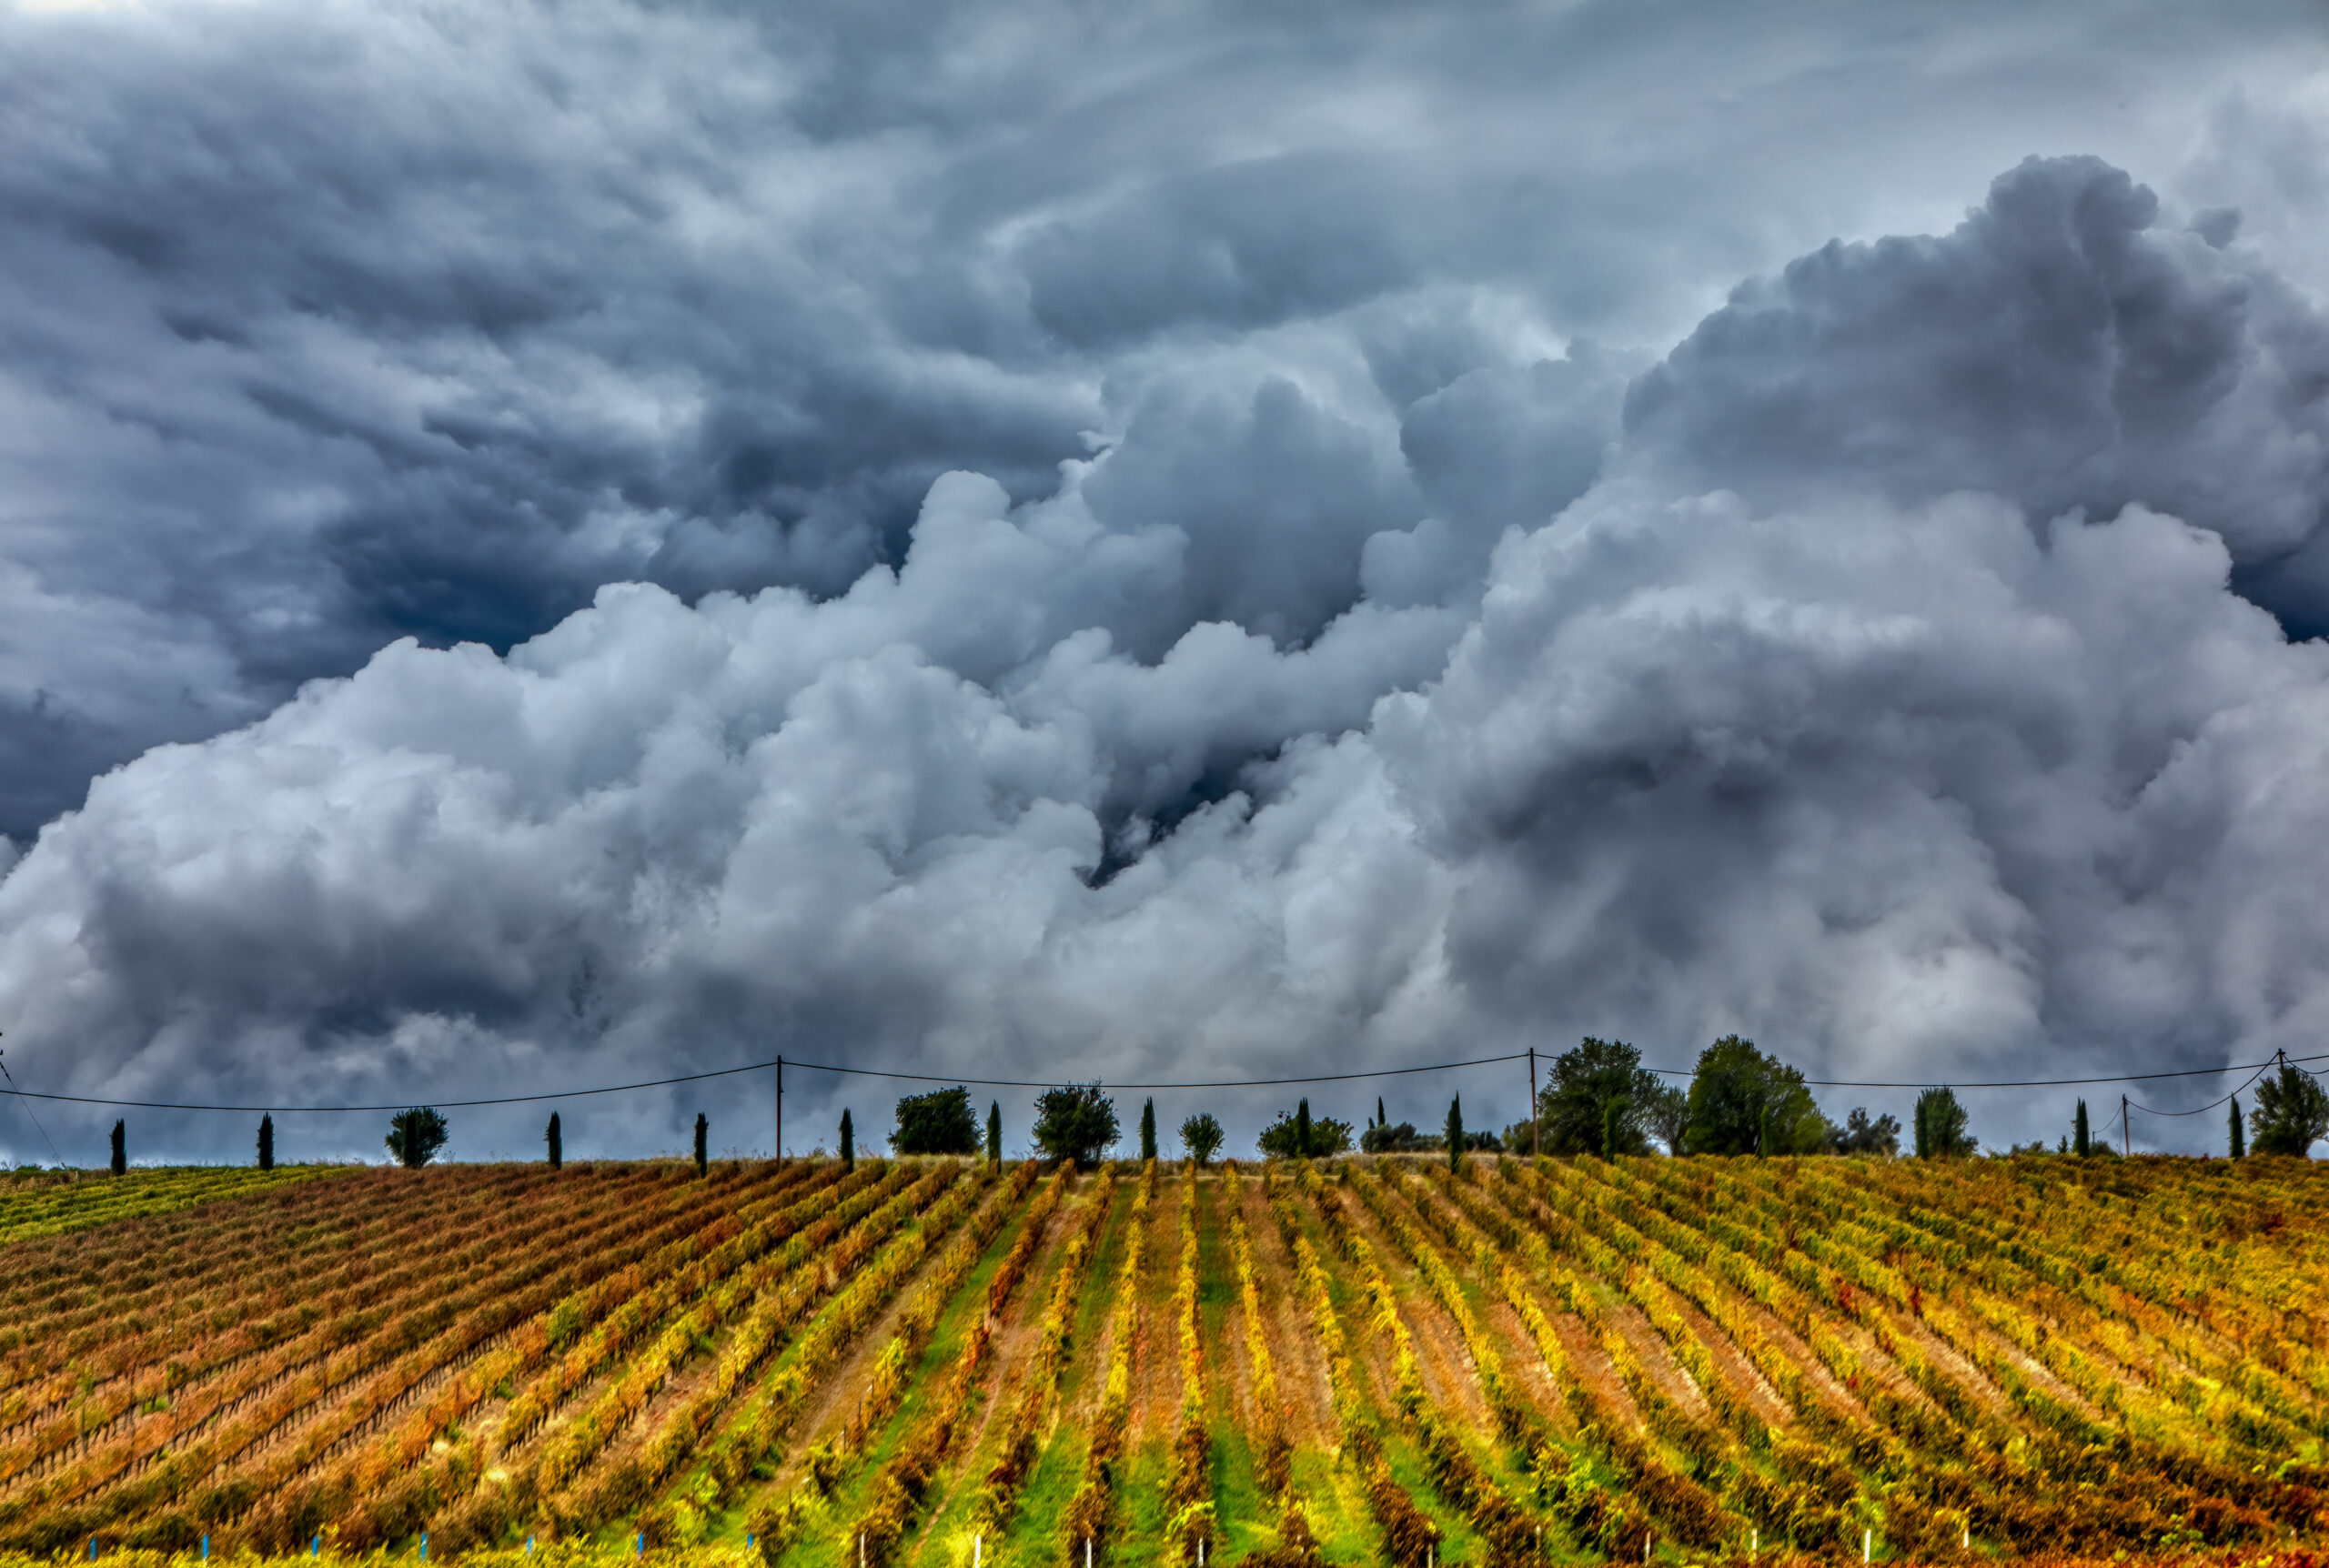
[1669,1296,1792,1427]
[1236,1177,1335,1446]
[902,1174,1096,1564]
[1128,1171,1186,1443]
[1748,1303,1858,1419]
[1548,1302,1646,1432]
[1606,1299,1709,1420]
[1326,1183,1492,1430]
[747,1202,985,1504]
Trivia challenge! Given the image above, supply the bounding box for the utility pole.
[2122,1093,2130,1158]
[775,1055,784,1165]
[1527,1047,1540,1160]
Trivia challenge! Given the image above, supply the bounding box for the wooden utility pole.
[2122,1093,2130,1158]
[775,1055,784,1165]
[1527,1047,1540,1160]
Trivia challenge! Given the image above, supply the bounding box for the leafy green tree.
[386,1107,449,1169]
[546,1111,563,1170]
[1258,1099,1353,1158]
[1826,1107,1900,1155]
[1140,1098,1158,1161]
[2229,1096,2244,1160]
[1682,1038,1824,1155]
[1363,1119,1427,1153]
[694,1112,709,1177]
[841,1109,855,1172]
[1033,1083,1120,1169]
[1445,1095,1465,1170]
[1914,1087,1975,1158]
[2073,1099,2090,1157]
[257,1113,275,1171]
[892,1086,980,1155]
[2250,1065,2329,1157]
[1180,1112,1225,1166]
[1643,1084,1690,1155]
[1533,1038,1662,1157]
[987,1101,1003,1167]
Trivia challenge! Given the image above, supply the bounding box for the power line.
[0,1042,66,1167]
[2127,1059,2273,1118]
[1645,1055,2329,1090]
[0,1042,2320,1117]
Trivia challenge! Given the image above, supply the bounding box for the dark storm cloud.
[5,0,2329,1161]
[3,0,2311,841]
[1623,156,2329,628]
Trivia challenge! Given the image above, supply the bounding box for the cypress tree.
[1599,1098,1628,1160]
[2229,1096,2245,1160]
[693,1112,709,1178]
[1376,1095,1386,1130]
[110,1120,126,1176]
[841,1109,855,1172]
[1296,1098,1313,1160]
[1140,1098,1158,1162]
[1913,1098,1929,1160]
[1446,1094,1464,1171]
[2073,1099,2090,1158]
[257,1114,274,1171]
[546,1112,563,1170]
[987,1101,1002,1168]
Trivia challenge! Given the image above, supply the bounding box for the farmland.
[0,1154,2324,1568]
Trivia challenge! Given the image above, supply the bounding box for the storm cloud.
[3,0,2328,1161]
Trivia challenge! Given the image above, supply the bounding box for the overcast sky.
[3,0,2327,1164]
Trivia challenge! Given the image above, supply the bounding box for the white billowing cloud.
[13,417,2329,1156]
[1378,480,2329,1105]
[0,468,1467,1156]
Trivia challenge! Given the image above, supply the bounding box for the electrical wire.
[2127,1059,2274,1118]
[0,1043,2320,1116]
[0,1046,66,1167]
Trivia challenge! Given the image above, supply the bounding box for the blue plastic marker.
[202,1537,209,1562]
[527,1540,535,1556]
[636,1533,645,1557]
[89,1538,96,1561]
[421,1534,428,1562]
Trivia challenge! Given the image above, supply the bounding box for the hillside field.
[0,1153,2324,1568]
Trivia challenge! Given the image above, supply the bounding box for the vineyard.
[0,1153,2324,1568]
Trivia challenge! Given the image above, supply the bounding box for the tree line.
[68,1042,2329,1173]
